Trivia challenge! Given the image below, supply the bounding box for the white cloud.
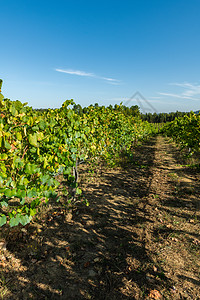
[169,82,194,88]
[158,82,200,101]
[101,77,117,82]
[55,68,95,77]
[55,68,120,84]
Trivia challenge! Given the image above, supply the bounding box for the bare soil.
[0,135,199,299]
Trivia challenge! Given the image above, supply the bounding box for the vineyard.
[0,81,200,299]
[162,113,200,155]
[0,80,158,227]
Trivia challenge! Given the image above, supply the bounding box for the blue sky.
[1,0,200,112]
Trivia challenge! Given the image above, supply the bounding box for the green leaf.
[10,106,18,116]
[13,156,23,168]
[20,198,26,205]
[47,178,54,186]
[39,120,46,130]
[9,216,20,227]
[32,125,39,131]
[71,148,77,153]
[17,190,26,199]
[41,174,50,184]
[27,189,34,198]
[19,176,29,187]
[28,133,38,147]
[1,153,8,160]
[30,147,37,153]
[64,167,72,175]
[1,200,8,207]
[85,200,89,206]
[4,140,11,149]
[30,198,40,209]
[0,215,7,226]
[30,208,37,216]
[76,188,82,195]
[16,132,22,141]
[10,181,16,188]
[19,215,31,226]
[0,93,4,102]
[71,153,76,161]
[25,163,32,175]
[36,132,44,141]
[43,190,52,198]
[4,189,12,198]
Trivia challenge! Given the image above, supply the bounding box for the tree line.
[34,103,195,123]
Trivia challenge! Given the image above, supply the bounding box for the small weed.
[88,170,95,175]
[156,271,166,280]
[140,165,148,169]
[0,274,9,299]
[189,242,200,254]
[168,173,179,180]
[173,221,179,225]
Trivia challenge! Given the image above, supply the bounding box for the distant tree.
[130,105,140,117]
[73,104,83,115]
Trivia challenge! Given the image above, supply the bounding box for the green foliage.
[141,111,192,123]
[162,113,200,154]
[0,84,158,227]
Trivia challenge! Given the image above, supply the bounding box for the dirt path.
[0,136,200,299]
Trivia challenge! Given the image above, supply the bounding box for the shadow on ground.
[1,137,199,299]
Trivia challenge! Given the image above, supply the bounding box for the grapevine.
[0,80,158,227]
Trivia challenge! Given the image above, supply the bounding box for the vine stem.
[21,145,28,159]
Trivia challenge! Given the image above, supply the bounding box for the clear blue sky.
[1,0,200,112]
